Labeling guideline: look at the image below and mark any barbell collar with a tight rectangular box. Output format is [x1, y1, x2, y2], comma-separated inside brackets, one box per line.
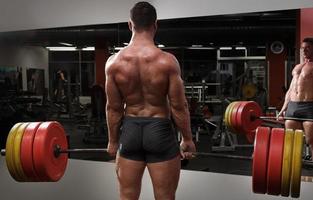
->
[1, 149, 5, 156]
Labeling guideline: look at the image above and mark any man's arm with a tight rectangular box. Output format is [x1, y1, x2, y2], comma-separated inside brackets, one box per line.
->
[168, 57, 192, 140]
[167, 54, 196, 158]
[105, 58, 124, 156]
[278, 70, 295, 117]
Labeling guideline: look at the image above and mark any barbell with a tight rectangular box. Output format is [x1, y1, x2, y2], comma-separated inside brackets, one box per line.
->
[0, 121, 312, 198]
[223, 101, 313, 143]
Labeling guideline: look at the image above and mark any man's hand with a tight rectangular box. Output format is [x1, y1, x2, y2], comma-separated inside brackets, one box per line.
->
[277, 110, 285, 121]
[180, 139, 196, 160]
[107, 141, 119, 157]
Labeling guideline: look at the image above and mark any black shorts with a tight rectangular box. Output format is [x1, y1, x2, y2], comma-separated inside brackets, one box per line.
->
[285, 101, 313, 120]
[118, 116, 180, 163]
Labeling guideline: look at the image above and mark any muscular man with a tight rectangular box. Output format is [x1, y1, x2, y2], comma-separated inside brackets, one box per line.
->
[278, 37, 313, 157]
[105, 2, 196, 200]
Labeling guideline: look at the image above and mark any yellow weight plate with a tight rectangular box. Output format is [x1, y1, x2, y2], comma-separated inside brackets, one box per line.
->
[227, 101, 240, 133]
[227, 102, 238, 132]
[290, 130, 304, 198]
[224, 102, 233, 127]
[5, 123, 22, 181]
[281, 129, 294, 197]
[13, 122, 29, 182]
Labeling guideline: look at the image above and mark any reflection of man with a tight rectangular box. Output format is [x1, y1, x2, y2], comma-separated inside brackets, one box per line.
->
[54, 69, 67, 101]
[16, 67, 22, 92]
[278, 37, 313, 158]
[30, 71, 38, 93]
[105, 2, 196, 199]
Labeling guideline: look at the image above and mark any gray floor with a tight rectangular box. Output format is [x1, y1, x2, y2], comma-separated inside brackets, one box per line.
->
[2, 158, 313, 200]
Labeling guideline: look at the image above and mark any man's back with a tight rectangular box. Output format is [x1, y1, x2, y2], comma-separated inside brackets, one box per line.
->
[107, 43, 175, 118]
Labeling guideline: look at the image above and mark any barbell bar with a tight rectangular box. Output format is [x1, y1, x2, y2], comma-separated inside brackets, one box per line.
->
[259, 116, 313, 122]
[1, 143, 312, 166]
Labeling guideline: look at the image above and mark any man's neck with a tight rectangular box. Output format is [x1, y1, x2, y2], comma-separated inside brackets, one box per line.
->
[129, 31, 155, 45]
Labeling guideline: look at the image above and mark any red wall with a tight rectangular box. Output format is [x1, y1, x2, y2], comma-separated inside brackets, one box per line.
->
[267, 43, 287, 108]
[95, 40, 110, 87]
[268, 8, 313, 108]
[296, 8, 313, 63]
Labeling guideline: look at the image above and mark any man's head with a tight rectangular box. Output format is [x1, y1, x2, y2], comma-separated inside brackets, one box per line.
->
[129, 1, 157, 32]
[302, 37, 313, 60]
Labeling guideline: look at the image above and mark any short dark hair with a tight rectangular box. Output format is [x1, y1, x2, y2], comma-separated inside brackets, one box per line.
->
[303, 37, 313, 45]
[130, 1, 157, 30]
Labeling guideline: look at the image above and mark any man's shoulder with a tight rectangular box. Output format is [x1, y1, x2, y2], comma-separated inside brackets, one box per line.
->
[159, 51, 178, 65]
[105, 53, 121, 74]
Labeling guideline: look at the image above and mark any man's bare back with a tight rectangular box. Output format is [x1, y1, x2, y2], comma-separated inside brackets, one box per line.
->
[289, 62, 313, 101]
[106, 43, 177, 118]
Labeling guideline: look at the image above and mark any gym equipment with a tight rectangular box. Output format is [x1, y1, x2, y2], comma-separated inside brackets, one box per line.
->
[224, 101, 313, 142]
[242, 83, 257, 99]
[0, 121, 313, 198]
[81, 84, 108, 144]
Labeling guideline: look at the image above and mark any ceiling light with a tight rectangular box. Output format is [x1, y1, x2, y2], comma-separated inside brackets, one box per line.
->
[46, 47, 77, 51]
[114, 47, 124, 51]
[59, 42, 73, 46]
[82, 47, 95, 51]
[235, 47, 246, 50]
[220, 47, 232, 50]
[191, 45, 203, 47]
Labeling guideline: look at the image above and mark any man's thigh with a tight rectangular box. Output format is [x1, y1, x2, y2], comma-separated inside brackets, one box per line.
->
[146, 155, 181, 198]
[116, 155, 146, 188]
[303, 121, 313, 144]
[285, 120, 302, 130]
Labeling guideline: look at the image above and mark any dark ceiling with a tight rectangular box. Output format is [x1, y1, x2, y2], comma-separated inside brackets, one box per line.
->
[0, 9, 297, 48]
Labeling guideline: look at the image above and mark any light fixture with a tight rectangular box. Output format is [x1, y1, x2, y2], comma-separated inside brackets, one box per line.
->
[58, 42, 73, 46]
[46, 47, 77, 51]
[219, 47, 232, 50]
[46, 46, 95, 51]
[235, 47, 246, 50]
[82, 47, 95, 51]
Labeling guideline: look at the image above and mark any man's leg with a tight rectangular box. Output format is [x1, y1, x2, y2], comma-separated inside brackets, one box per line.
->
[285, 120, 302, 130]
[303, 121, 313, 158]
[116, 155, 146, 200]
[147, 155, 181, 200]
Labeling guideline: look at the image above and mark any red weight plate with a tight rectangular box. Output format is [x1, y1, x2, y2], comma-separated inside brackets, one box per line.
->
[234, 101, 247, 134]
[230, 102, 243, 134]
[33, 121, 68, 182]
[267, 128, 285, 195]
[252, 126, 271, 194]
[236, 101, 262, 134]
[20, 122, 42, 181]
